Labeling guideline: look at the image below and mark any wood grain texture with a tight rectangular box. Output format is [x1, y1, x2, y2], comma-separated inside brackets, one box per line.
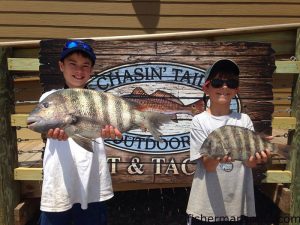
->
[1, 0, 300, 42]
[2, 1, 300, 16]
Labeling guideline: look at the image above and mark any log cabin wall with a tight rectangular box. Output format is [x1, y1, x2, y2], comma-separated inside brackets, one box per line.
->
[1, 0, 300, 42]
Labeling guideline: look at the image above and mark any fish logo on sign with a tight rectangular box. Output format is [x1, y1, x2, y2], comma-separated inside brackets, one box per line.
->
[87, 62, 241, 154]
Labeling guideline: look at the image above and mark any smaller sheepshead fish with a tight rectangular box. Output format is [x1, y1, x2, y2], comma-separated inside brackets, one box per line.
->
[27, 89, 171, 152]
[200, 125, 290, 161]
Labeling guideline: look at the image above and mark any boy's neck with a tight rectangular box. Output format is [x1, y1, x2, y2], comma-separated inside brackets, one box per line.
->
[64, 84, 87, 89]
[207, 105, 232, 116]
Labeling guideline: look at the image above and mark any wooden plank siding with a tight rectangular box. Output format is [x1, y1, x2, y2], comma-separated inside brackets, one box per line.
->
[1, 0, 300, 42]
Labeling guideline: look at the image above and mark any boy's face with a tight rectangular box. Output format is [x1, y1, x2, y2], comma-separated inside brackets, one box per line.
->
[203, 72, 239, 106]
[59, 52, 93, 88]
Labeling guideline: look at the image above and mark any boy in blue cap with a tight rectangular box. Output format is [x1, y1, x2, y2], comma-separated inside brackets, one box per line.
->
[39, 40, 121, 225]
[186, 59, 271, 224]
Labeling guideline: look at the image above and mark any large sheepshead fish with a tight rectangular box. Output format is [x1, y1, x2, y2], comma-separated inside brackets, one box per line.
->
[27, 88, 171, 152]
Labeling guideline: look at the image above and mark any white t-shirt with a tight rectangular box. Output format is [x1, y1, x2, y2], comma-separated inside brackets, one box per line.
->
[39, 90, 113, 212]
[186, 111, 256, 221]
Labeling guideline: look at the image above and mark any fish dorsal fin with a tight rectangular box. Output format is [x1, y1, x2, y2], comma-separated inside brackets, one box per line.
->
[131, 87, 148, 96]
[151, 90, 184, 105]
[72, 134, 94, 152]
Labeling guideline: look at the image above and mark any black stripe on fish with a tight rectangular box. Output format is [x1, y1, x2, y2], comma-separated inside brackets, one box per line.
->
[116, 97, 124, 131]
[101, 93, 110, 125]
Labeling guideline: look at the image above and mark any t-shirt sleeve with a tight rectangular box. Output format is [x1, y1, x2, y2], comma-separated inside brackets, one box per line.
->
[189, 116, 208, 161]
[243, 113, 254, 131]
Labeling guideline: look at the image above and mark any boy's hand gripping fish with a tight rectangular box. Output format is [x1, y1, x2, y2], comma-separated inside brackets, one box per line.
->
[200, 125, 290, 161]
[27, 88, 171, 152]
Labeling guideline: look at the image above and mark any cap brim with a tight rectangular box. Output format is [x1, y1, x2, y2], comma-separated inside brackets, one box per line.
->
[205, 59, 239, 81]
[60, 47, 96, 64]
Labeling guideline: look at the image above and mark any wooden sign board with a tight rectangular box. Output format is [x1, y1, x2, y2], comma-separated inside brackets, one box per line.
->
[39, 40, 275, 184]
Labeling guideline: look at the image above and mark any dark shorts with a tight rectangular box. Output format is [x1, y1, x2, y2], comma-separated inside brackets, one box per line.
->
[39, 201, 107, 225]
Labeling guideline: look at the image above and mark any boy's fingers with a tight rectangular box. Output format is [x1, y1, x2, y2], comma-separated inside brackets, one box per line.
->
[114, 128, 123, 139]
[47, 128, 68, 141]
[259, 151, 268, 163]
[101, 129, 107, 138]
[101, 125, 122, 139]
[255, 152, 262, 164]
[248, 156, 254, 162]
[58, 130, 68, 141]
[47, 129, 54, 138]
[50, 128, 59, 139]
[265, 149, 271, 157]
[109, 126, 116, 140]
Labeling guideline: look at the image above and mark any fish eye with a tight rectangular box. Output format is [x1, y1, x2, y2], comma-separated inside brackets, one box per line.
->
[42, 102, 49, 108]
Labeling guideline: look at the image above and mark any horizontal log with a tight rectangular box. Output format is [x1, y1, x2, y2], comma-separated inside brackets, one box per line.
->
[2, 1, 300, 8]
[262, 170, 291, 183]
[14, 168, 42, 181]
[273, 74, 294, 92]
[241, 100, 274, 121]
[7, 58, 39, 71]
[15, 103, 37, 114]
[2, 1, 300, 16]
[2, 14, 300, 30]
[1, 23, 300, 48]
[273, 93, 292, 105]
[156, 41, 274, 56]
[14, 77, 40, 82]
[272, 116, 296, 129]
[275, 61, 300, 74]
[273, 105, 291, 117]
[17, 128, 41, 141]
[11, 114, 28, 127]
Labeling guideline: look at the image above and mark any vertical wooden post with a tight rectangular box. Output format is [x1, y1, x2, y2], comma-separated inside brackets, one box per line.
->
[0, 47, 20, 225]
[289, 28, 300, 224]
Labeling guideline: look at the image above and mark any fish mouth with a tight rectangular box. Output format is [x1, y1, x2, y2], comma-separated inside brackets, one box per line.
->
[27, 121, 37, 127]
[27, 116, 42, 128]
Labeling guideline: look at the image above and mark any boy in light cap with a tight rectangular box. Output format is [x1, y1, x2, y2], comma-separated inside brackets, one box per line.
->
[186, 59, 271, 224]
[39, 40, 121, 225]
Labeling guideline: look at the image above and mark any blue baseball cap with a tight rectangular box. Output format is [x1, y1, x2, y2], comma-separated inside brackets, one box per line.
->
[60, 40, 96, 65]
[205, 59, 240, 81]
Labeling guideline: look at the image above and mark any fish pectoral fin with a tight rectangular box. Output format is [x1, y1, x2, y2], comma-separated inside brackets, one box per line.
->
[72, 135, 94, 153]
[64, 114, 78, 124]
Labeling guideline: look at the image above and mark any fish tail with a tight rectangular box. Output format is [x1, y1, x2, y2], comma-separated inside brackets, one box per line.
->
[141, 112, 172, 141]
[273, 143, 291, 159]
